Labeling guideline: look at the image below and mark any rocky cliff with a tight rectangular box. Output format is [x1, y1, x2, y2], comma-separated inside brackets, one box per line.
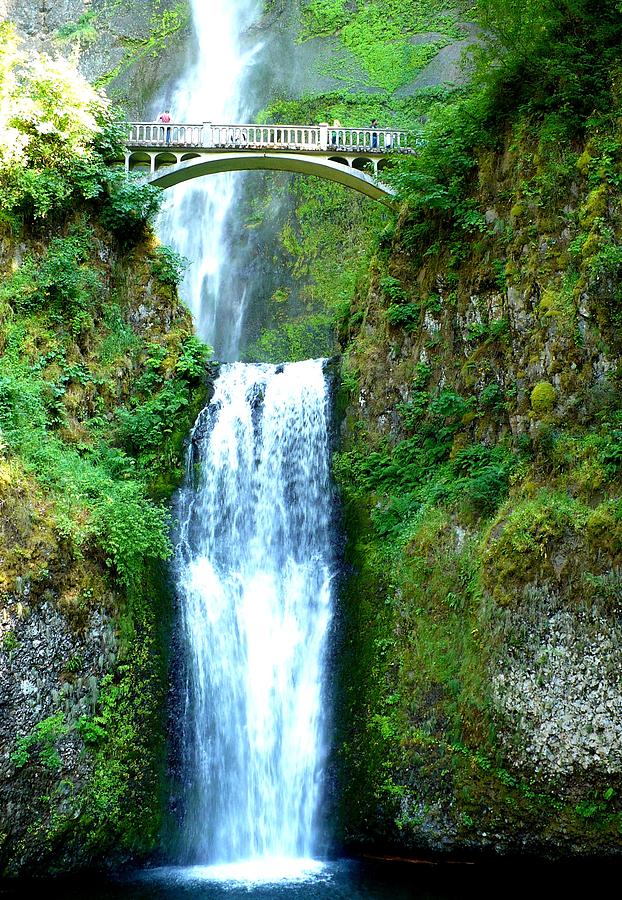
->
[334, 46, 622, 854]
[0, 0, 191, 113]
[0, 31, 209, 874]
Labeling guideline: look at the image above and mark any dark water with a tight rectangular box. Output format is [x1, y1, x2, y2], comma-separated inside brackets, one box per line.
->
[1, 857, 618, 900]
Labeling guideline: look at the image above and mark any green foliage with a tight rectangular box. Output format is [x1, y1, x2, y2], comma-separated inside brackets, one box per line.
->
[0, 238, 202, 589]
[246, 316, 335, 364]
[1, 631, 18, 653]
[480, 382, 506, 411]
[590, 241, 622, 279]
[303, 0, 464, 93]
[0, 22, 209, 867]
[56, 12, 98, 47]
[93, 484, 171, 586]
[467, 318, 509, 344]
[116, 381, 190, 457]
[150, 246, 188, 287]
[335, 371, 512, 524]
[472, 0, 622, 123]
[77, 716, 107, 747]
[331, 0, 622, 857]
[301, 0, 348, 38]
[1, 227, 102, 335]
[100, 172, 162, 243]
[175, 336, 212, 379]
[379, 275, 408, 302]
[0, 23, 124, 226]
[530, 381, 557, 415]
[482, 491, 589, 604]
[76, 562, 172, 854]
[602, 431, 622, 475]
[64, 654, 83, 674]
[11, 712, 67, 770]
[450, 444, 512, 515]
[94, 2, 191, 89]
[386, 302, 420, 329]
[390, 89, 492, 216]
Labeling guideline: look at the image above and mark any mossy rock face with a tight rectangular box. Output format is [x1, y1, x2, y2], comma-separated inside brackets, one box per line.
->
[0, 209, 209, 875]
[2, 0, 193, 115]
[335, 83, 622, 855]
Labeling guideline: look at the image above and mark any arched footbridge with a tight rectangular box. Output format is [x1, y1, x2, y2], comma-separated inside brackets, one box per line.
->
[125, 122, 416, 204]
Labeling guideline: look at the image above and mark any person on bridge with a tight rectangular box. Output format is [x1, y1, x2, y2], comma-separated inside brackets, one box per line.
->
[370, 118, 379, 149]
[158, 109, 172, 144]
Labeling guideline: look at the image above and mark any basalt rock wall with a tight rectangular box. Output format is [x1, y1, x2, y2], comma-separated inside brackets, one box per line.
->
[335, 112, 622, 856]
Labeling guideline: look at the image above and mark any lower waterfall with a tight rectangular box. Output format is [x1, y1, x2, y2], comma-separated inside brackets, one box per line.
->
[173, 359, 334, 872]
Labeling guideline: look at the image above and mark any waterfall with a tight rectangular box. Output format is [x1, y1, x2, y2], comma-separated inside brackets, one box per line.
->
[157, 0, 336, 877]
[156, 0, 261, 359]
[174, 360, 334, 870]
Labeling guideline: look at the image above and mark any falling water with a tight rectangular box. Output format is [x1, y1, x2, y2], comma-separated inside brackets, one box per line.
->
[174, 360, 334, 871]
[158, 0, 337, 877]
[157, 0, 261, 358]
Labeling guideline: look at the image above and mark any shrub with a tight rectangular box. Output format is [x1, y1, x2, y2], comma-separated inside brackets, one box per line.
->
[0, 228, 101, 334]
[116, 382, 190, 455]
[0, 23, 116, 222]
[175, 336, 212, 379]
[151, 246, 188, 286]
[480, 382, 506, 411]
[379, 275, 408, 303]
[77, 715, 107, 747]
[92, 482, 171, 586]
[100, 172, 162, 243]
[11, 712, 67, 770]
[386, 302, 420, 329]
[602, 430, 622, 474]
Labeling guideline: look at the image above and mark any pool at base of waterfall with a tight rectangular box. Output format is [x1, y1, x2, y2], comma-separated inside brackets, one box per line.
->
[1, 857, 615, 900]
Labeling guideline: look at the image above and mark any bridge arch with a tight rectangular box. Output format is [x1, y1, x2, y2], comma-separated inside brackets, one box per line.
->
[154, 151, 178, 170]
[327, 156, 351, 167]
[128, 150, 151, 171]
[352, 157, 375, 174]
[145, 152, 395, 205]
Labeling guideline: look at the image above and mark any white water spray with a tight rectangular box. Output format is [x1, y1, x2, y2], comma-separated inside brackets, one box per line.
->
[174, 361, 334, 868]
[157, 0, 261, 357]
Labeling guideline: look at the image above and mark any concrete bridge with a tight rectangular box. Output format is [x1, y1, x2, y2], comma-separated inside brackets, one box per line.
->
[125, 122, 416, 204]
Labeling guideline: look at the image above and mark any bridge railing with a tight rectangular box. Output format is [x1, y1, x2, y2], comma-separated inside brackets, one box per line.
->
[325, 127, 409, 151]
[127, 122, 415, 153]
[129, 123, 204, 146]
[210, 124, 323, 150]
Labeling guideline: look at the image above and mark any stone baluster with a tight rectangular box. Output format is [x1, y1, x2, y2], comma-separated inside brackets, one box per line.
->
[319, 123, 328, 151]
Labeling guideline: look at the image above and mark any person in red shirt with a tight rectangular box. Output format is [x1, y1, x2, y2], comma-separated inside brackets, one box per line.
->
[158, 109, 172, 144]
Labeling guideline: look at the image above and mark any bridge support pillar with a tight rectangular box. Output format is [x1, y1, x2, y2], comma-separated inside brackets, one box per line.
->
[150, 153, 156, 174]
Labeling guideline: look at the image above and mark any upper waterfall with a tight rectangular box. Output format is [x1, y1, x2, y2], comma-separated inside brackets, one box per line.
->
[156, 0, 262, 359]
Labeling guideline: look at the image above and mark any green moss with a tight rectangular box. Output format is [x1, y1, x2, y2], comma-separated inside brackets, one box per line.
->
[530, 381, 557, 415]
[300, 0, 463, 93]
[300, 0, 349, 38]
[482, 492, 587, 605]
